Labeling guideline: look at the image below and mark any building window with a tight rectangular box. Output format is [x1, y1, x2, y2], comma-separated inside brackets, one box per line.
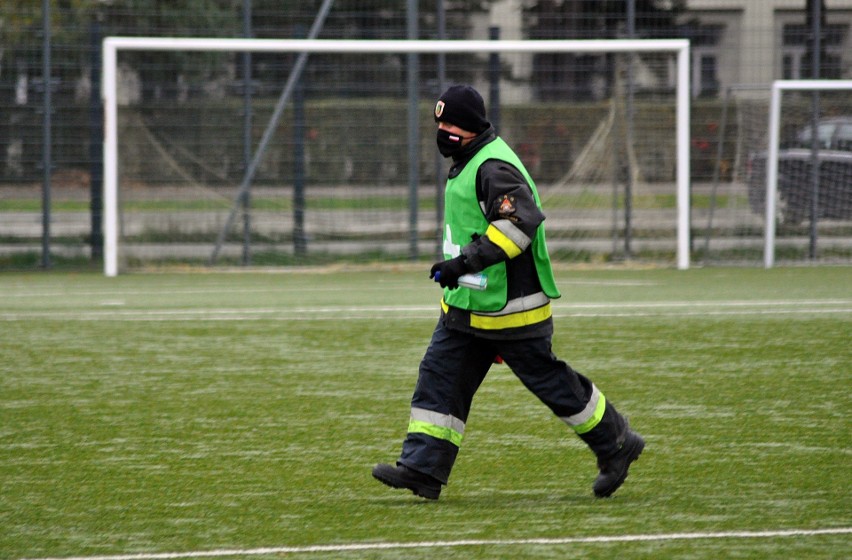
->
[686, 24, 723, 98]
[700, 54, 719, 97]
[782, 23, 848, 79]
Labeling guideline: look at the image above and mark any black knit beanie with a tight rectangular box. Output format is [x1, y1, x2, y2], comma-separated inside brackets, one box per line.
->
[433, 85, 490, 134]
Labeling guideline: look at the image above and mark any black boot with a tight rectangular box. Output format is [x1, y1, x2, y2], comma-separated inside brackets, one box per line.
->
[577, 400, 644, 497]
[592, 430, 645, 497]
[372, 463, 442, 500]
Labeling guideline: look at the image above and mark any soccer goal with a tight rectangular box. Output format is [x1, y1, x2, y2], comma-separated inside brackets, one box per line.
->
[762, 80, 852, 268]
[700, 81, 852, 267]
[101, 37, 691, 276]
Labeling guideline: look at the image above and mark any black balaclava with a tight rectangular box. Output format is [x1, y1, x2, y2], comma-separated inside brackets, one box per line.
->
[434, 85, 490, 158]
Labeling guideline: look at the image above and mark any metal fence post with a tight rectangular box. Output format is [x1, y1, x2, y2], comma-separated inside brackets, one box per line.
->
[488, 26, 501, 133]
[242, 0, 253, 265]
[293, 35, 307, 258]
[89, 20, 103, 261]
[808, 0, 824, 260]
[407, 0, 419, 260]
[624, 0, 636, 259]
[434, 0, 446, 260]
[41, 0, 52, 269]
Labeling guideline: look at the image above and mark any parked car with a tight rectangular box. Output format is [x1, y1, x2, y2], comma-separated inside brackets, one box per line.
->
[748, 117, 852, 224]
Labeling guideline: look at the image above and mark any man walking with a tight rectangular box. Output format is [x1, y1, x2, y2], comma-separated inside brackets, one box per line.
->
[372, 85, 644, 500]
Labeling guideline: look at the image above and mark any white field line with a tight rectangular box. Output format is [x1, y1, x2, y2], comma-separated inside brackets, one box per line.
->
[19, 527, 852, 560]
[0, 300, 850, 321]
[0, 279, 658, 300]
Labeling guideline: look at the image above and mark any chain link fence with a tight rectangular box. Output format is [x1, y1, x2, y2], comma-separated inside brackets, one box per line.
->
[2, 1, 850, 271]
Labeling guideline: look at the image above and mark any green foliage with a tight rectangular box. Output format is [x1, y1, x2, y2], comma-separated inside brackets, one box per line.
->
[0, 267, 850, 559]
[0, 0, 94, 75]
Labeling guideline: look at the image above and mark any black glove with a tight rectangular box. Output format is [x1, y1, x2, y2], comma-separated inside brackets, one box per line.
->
[430, 255, 467, 289]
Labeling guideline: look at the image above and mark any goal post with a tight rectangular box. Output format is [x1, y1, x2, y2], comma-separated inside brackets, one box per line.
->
[101, 37, 691, 276]
[764, 79, 852, 268]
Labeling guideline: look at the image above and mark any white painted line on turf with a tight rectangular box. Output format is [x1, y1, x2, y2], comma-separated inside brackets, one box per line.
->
[0, 286, 414, 299]
[0, 279, 659, 299]
[553, 308, 852, 318]
[0, 306, 437, 321]
[1, 306, 851, 321]
[19, 527, 852, 560]
[1, 300, 850, 322]
[555, 299, 852, 308]
[2, 298, 852, 321]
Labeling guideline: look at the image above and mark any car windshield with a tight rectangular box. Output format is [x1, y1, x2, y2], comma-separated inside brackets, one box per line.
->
[794, 123, 835, 149]
[836, 123, 852, 151]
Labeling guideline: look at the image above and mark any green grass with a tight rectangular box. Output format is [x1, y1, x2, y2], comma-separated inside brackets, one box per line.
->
[1, 267, 850, 559]
[0, 196, 435, 213]
[0, 192, 746, 213]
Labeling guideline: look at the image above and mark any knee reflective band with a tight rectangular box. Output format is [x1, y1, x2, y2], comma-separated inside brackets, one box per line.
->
[408, 407, 466, 447]
[561, 385, 606, 435]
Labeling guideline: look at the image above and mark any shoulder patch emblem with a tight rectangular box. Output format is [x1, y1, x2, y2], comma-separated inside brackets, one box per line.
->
[498, 195, 516, 217]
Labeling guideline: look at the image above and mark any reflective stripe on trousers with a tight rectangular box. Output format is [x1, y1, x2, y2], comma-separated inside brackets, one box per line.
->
[408, 407, 466, 447]
[559, 384, 606, 434]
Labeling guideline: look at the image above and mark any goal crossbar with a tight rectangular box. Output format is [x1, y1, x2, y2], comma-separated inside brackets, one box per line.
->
[764, 79, 852, 268]
[101, 37, 692, 276]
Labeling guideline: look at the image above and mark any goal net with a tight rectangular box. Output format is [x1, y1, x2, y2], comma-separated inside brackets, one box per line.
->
[702, 80, 852, 266]
[101, 38, 690, 276]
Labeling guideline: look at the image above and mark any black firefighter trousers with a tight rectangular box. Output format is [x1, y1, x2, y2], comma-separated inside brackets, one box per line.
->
[397, 319, 628, 484]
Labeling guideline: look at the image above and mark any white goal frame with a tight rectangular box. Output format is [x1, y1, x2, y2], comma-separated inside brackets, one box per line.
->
[101, 37, 691, 276]
[764, 79, 852, 268]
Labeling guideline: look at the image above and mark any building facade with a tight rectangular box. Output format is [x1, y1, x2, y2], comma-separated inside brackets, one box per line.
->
[681, 0, 852, 96]
[475, 0, 852, 101]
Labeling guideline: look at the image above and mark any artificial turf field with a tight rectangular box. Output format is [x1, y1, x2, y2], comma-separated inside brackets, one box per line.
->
[1, 266, 850, 559]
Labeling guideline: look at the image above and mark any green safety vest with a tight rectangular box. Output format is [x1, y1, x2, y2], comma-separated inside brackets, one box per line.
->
[443, 137, 560, 312]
